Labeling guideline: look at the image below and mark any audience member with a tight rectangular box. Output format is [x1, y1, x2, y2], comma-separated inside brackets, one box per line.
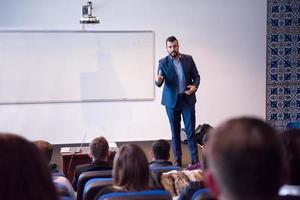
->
[279, 128, 300, 198]
[95, 143, 151, 198]
[187, 129, 212, 171]
[0, 133, 58, 200]
[33, 140, 62, 174]
[72, 136, 112, 191]
[34, 140, 75, 199]
[149, 139, 173, 169]
[178, 129, 215, 200]
[205, 117, 285, 200]
[148, 139, 174, 189]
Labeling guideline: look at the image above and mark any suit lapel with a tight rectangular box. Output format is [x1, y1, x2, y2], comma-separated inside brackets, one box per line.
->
[179, 54, 189, 81]
[166, 56, 178, 82]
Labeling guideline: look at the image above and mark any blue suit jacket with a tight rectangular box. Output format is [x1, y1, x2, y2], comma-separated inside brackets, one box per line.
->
[155, 54, 200, 108]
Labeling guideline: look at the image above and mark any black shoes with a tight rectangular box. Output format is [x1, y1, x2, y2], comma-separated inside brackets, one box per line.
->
[174, 160, 182, 167]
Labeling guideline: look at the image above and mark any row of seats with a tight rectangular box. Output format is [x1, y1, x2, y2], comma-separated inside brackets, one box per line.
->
[82, 179, 210, 200]
[77, 170, 113, 200]
[98, 190, 172, 200]
[57, 166, 183, 200]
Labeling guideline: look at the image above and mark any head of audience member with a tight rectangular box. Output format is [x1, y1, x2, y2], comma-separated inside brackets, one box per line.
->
[89, 136, 109, 162]
[33, 140, 53, 164]
[205, 117, 285, 200]
[113, 143, 150, 191]
[151, 139, 170, 161]
[282, 128, 300, 185]
[0, 133, 58, 200]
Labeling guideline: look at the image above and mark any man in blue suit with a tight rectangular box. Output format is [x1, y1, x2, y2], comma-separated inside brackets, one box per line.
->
[156, 36, 200, 166]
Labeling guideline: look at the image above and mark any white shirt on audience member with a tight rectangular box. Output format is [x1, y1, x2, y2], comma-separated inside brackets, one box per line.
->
[53, 176, 76, 199]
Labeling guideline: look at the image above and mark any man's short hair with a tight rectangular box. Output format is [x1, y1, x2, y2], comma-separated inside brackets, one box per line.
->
[89, 137, 109, 161]
[207, 117, 284, 200]
[152, 139, 170, 160]
[166, 36, 178, 46]
[33, 140, 53, 163]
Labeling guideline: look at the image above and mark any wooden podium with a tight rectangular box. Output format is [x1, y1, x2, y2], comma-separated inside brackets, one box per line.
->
[61, 150, 91, 182]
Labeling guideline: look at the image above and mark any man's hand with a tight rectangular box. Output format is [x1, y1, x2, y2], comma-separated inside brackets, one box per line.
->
[185, 85, 197, 95]
[156, 74, 164, 83]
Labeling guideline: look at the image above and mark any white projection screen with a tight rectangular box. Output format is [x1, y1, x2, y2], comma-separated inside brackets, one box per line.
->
[0, 30, 155, 104]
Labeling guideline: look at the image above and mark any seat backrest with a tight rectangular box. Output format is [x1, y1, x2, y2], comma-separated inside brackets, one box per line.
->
[287, 122, 300, 129]
[77, 170, 112, 200]
[83, 178, 113, 200]
[191, 188, 211, 200]
[279, 196, 300, 200]
[98, 190, 172, 200]
[150, 166, 181, 173]
[60, 196, 74, 200]
[55, 182, 72, 197]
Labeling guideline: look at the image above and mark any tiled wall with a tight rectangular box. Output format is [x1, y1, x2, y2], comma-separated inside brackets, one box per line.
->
[267, 0, 300, 130]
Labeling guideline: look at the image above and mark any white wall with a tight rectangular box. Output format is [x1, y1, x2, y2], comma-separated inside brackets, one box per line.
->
[0, 0, 267, 144]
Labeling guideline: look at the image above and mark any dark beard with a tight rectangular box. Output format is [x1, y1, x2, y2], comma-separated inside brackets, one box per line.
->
[169, 51, 179, 58]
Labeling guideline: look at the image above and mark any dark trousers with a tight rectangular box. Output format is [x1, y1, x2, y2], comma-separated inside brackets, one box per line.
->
[165, 94, 198, 163]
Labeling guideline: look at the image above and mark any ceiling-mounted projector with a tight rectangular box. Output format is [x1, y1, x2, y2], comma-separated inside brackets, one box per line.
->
[80, 1, 99, 24]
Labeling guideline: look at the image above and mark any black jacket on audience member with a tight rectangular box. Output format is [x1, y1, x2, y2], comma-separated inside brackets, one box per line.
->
[149, 160, 173, 169]
[72, 160, 112, 191]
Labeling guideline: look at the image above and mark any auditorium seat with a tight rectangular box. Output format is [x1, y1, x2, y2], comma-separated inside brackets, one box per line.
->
[191, 188, 211, 200]
[83, 178, 113, 200]
[150, 166, 181, 173]
[55, 182, 72, 197]
[97, 190, 172, 200]
[60, 196, 74, 200]
[77, 170, 112, 200]
[286, 122, 300, 129]
[279, 195, 300, 200]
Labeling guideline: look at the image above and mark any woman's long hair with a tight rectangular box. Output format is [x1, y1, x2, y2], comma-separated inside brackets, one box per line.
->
[0, 133, 59, 200]
[113, 143, 150, 191]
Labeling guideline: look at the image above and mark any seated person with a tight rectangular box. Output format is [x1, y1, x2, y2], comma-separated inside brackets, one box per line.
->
[178, 131, 213, 199]
[33, 140, 63, 175]
[205, 117, 285, 200]
[149, 139, 173, 169]
[0, 133, 58, 200]
[95, 143, 151, 198]
[72, 136, 112, 191]
[34, 140, 75, 199]
[279, 128, 300, 198]
[187, 131, 211, 171]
